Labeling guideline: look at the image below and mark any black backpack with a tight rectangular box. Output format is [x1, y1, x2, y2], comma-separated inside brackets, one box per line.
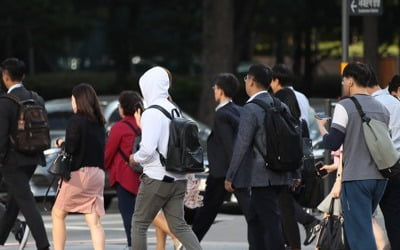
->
[3, 92, 51, 154]
[250, 97, 303, 172]
[148, 105, 204, 173]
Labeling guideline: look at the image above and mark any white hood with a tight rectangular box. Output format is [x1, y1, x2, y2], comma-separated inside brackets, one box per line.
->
[139, 66, 169, 106]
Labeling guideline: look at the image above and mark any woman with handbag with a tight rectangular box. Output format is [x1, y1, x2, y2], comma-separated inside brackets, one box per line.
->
[52, 83, 106, 250]
[104, 90, 143, 248]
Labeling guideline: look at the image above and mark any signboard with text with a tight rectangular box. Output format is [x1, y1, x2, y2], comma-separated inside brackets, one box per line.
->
[349, 0, 383, 16]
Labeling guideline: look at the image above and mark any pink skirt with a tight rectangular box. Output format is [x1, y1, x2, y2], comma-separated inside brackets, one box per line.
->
[54, 167, 105, 216]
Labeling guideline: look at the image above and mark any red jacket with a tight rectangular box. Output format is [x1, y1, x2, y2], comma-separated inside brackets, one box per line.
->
[105, 117, 141, 195]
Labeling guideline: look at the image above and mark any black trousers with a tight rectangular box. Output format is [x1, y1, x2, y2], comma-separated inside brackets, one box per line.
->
[0, 165, 49, 250]
[191, 176, 256, 248]
[249, 186, 285, 250]
[379, 173, 400, 250]
[294, 200, 316, 226]
[278, 188, 300, 249]
[116, 183, 136, 247]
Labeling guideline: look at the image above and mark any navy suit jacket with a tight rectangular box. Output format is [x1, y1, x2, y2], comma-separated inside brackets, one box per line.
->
[0, 86, 46, 168]
[226, 91, 299, 188]
[207, 102, 241, 178]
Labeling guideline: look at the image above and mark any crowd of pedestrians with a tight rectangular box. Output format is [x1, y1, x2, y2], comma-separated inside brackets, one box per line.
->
[0, 57, 399, 250]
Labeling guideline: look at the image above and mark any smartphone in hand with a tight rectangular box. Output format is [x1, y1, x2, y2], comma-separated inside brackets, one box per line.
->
[314, 112, 331, 120]
[315, 161, 328, 178]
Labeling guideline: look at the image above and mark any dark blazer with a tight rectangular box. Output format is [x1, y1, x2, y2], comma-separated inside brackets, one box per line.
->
[0, 85, 46, 168]
[226, 91, 299, 188]
[207, 102, 241, 178]
[65, 113, 106, 171]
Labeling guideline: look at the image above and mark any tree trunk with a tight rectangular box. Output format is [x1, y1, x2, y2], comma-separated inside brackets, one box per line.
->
[292, 30, 302, 76]
[275, 31, 285, 64]
[26, 26, 35, 75]
[363, 16, 379, 75]
[233, 0, 258, 68]
[198, 0, 234, 125]
[303, 27, 312, 94]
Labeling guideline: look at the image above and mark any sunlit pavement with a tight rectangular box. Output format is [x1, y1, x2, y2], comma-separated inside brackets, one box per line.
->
[0, 202, 387, 250]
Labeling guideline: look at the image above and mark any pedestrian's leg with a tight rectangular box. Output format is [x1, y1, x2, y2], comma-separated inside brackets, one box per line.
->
[251, 187, 285, 250]
[132, 176, 170, 250]
[294, 201, 317, 225]
[84, 212, 105, 250]
[4, 166, 49, 249]
[116, 183, 136, 247]
[154, 225, 167, 250]
[152, 212, 181, 246]
[372, 217, 389, 250]
[380, 174, 400, 250]
[234, 188, 257, 250]
[51, 207, 68, 250]
[0, 195, 20, 244]
[341, 180, 377, 250]
[163, 180, 201, 250]
[191, 176, 227, 241]
[278, 189, 301, 249]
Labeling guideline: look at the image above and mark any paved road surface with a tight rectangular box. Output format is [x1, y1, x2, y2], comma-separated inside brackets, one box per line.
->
[0, 200, 388, 250]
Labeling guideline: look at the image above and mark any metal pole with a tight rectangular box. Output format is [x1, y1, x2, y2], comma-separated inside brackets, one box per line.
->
[342, 0, 349, 63]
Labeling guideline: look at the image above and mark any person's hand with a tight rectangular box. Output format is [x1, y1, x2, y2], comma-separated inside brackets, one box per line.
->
[331, 180, 342, 198]
[316, 118, 329, 136]
[129, 154, 136, 166]
[316, 117, 328, 127]
[224, 180, 235, 193]
[55, 138, 64, 148]
[290, 179, 301, 191]
[320, 163, 338, 173]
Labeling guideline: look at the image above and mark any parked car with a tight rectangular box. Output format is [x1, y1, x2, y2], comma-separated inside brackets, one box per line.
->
[29, 96, 211, 209]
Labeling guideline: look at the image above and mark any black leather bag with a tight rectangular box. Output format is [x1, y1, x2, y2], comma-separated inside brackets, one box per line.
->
[316, 199, 346, 250]
[293, 138, 324, 208]
[48, 149, 72, 180]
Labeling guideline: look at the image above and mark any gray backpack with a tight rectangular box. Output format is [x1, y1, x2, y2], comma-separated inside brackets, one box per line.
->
[350, 96, 400, 178]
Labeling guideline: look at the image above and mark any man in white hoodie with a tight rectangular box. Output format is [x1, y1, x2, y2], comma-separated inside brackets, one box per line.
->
[129, 67, 201, 250]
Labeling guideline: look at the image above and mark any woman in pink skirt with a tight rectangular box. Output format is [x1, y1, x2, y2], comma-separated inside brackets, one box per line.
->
[52, 83, 106, 250]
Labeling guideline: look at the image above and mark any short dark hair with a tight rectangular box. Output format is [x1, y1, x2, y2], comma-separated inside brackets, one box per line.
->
[72, 83, 106, 124]
[342, 62, 370, 87]
[0, 58, 26, 82]
[272, 64, 294, 87]
[388, 74, 400, 93]
[119, 90, 144, 116]
[366, 65, 379, 87]
[274, 88, 301, 120]
[248, 64, 272, 89]
[213, 73, 239, 98]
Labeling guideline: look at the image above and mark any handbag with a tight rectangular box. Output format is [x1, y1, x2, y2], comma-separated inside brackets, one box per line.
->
[350, 96, 400, 178]
[48, 149, 72, 180]
[293, 137, 324, 208]
[316, 198, 346, 250]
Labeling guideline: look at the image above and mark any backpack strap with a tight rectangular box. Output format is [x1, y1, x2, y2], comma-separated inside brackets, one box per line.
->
[145, 104, 178, 166]
[3, 92, 37, 106]
[349, 96, 371, 122]
[147, 105, 181, 119]
[247, 99, 271, 164]
[122, 120, 141, 136]
[249, 98, 270, 111]
[2, 93, 21, 105]
[117, 120, 141, 163]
